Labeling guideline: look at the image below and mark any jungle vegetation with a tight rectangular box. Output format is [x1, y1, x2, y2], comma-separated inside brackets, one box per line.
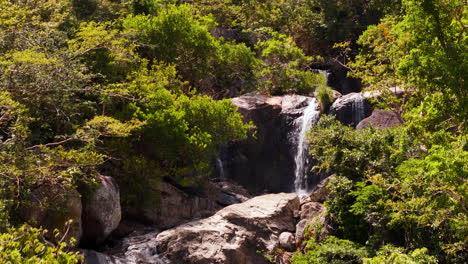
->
[0, 0, 465, 263]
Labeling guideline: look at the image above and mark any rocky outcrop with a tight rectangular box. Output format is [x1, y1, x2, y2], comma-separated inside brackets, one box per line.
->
[81, 176, 121, 246]
[136, 182, 221, 229]
[307, 176, 333, 203]
[329, 93, 371, 127]
[116, 193, 299, 264]
[20, 184, 83, 246]
[295, 177, 332, 244]
[356, 109, 403, 130]
[127, 180, 250, 230]
[278, 232, 296, 251]
[221, 94, 320, 194]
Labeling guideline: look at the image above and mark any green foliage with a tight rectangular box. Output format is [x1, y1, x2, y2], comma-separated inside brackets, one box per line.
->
[292, 236, 368, 264]
[0, 225, 81, 264]
[364, 245, 437, 264]
[256, 33, 320, 95]
[68, 21, 141, 83]
[350, 0, 467, 121]
[316, 77, 333, 110]
[112, 64, 253, 187]
[123, 4, 260, 96]
[308, 115, 407, 179]
[307, 114, 466, 262]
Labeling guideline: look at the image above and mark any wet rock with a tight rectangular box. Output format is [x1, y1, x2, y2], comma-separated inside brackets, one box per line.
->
[20, 184, 82, 246]
[216, 191, 242, 206]
[81, 176, 121, 245]
[329, 93, 372, 127]
[82, 250, 130, 264]
[149, 193, 300, 264]
[278, 232, 296, 252]
[356, 109, 403, 130]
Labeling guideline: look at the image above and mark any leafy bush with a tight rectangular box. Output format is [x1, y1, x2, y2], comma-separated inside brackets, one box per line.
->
[292, 236, 368, 264]
[307, 115, 407, 180]
[316, 77, 334, 110]
[123, 4, 260, 96]
[0, 225, 82, 264]
[364, 245, 437, 264]
[106, 64, 253, 191]
[256, 33, 321, 95]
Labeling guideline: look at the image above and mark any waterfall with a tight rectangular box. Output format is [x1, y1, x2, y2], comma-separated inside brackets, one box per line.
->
[215, 157, 225, 179]
[351, 94, 366, 125]
[293, 98, 321, 194]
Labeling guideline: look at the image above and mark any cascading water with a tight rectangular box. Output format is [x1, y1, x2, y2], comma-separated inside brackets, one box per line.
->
[215, 157, 225, 179]
[293, 98, 321, 194]
[351, 94, 366, 125]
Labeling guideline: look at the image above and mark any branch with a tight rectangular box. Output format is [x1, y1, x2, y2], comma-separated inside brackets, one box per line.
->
[26, 138, 74, 150]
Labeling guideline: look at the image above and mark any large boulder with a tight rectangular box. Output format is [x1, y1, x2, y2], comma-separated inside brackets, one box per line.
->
[127, 193, 300, 264]
[20, 184, 82, 246]
[356, 109, 403, 130]
[278, 232, 296, 251]
[329, 93, 372, 127]
[81, 175, 121, 246]
[124, 179, 250, 231]
[137, 182, 221, 229]
[305, 175, 333, 204]
[222, 94, 320, 193]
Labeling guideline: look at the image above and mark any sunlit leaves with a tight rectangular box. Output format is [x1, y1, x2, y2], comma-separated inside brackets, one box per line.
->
[0, 225, 81, 264]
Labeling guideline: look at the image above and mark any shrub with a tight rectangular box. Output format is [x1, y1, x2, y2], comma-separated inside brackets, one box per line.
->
[0, 225, 82, 264]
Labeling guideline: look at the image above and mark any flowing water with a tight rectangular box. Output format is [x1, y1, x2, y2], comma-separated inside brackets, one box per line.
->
[215, 157, 225, 179]
[293, 98, 321, 194]
[351, 94, 366, 125]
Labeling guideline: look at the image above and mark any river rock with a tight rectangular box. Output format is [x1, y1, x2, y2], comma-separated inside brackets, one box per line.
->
[82, 250, 130, 264]
[222, 94, 320, 194]
[356, 109, 403, 130]
[278, 232, 296, 251]
[20, 184, 82, 246]
[81, 175, 121, 245]
[152, 193, 300, 264]
[329, 92, 371, 127]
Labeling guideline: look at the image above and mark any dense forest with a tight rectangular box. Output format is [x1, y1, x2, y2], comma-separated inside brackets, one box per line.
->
[0, 0, 466, 263]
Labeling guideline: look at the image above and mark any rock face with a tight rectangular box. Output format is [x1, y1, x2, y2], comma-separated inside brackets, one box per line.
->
[295, 202, 326, 244]
[329, 93, 372, 127]
[221, 94, 320, 194]
[356, 109, 403, 130]
[278, 232, 296, 251]
[129, 180, 249, 230]
[151, 193, 300, 264]
[20, 184, 83, 246]
[137, 182, 221, 229]
[81, 176, 121, 246]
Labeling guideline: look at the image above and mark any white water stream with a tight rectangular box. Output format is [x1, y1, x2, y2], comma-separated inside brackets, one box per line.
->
[293, 98, 321, 194]
[215, 157, 225, 179]
[351, 94, 366, 125]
